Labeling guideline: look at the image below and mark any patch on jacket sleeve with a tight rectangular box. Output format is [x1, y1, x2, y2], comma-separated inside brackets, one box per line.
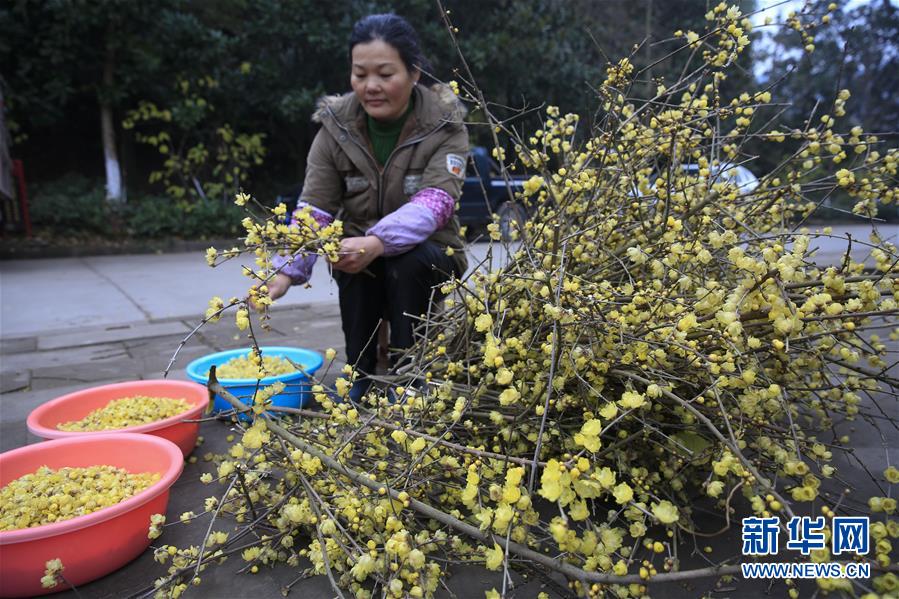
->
[344, 176, 369, 194]
[403, 175, 423, 195]
[446, 153, 466, 178]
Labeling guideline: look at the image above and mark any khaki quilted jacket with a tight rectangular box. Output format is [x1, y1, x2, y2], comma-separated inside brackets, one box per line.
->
[301, 83, 469, 274]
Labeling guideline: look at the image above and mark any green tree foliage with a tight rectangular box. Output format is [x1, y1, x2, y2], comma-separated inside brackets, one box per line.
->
[761, 0, 898, 136]
[0, 0, 179, 200]
[2, 0, 762, 202]
[122, 77, 268, 202]
[140, 0, 361, 191]
[0, 0, 163, 130]
[745, 0, 898, 219]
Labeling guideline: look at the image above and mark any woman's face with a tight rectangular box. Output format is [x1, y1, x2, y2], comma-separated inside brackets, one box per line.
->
[351, 39, 419, 122]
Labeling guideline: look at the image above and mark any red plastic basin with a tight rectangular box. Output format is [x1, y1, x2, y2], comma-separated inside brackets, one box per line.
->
[27, 380, 209, 457]
[0, 434, 184, 597]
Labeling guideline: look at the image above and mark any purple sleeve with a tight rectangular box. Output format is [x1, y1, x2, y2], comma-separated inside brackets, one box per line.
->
[271, 252, 317, 285]
[367, 187, 455, 256]
[271, 202, 335, 285]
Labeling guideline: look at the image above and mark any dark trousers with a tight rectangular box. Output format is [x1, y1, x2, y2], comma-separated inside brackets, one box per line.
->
[335, 241, 459, 375]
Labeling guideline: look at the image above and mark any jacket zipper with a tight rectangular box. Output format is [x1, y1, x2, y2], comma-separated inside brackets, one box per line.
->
[377, 121, 446, 216]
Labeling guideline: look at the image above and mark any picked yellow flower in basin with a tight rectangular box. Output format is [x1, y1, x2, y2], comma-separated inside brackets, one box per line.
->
[215, 352, 297, 379]
[0, 465, 159, 531]
[57, 396, 191, 431]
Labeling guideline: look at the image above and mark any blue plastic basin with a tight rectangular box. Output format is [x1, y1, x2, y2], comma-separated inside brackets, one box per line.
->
[186, 346, 323, 413]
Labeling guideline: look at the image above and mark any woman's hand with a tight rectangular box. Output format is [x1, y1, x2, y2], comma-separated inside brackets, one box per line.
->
[333, 235, 384, 273]
[265, 273, 293, 301]
[250, 273, 292, 311]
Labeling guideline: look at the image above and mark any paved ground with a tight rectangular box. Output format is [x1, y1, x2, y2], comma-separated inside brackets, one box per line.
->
[0, 226, 895, 598]
[0, 241, 538, 599]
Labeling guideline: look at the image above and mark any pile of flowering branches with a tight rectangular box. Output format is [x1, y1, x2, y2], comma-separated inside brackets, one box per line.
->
[147, 4, 899, 598]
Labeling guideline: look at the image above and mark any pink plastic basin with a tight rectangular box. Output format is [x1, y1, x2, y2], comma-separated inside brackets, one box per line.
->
[0, 434, 184, 597]
[27, 380, 209, 457]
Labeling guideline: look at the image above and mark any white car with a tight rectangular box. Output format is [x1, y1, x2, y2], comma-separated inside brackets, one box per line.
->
[680, 163, 759, 192]
[627, 163, 759, 217]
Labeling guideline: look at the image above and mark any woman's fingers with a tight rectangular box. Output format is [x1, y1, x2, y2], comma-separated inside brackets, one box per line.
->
[333, 236, 384, 273]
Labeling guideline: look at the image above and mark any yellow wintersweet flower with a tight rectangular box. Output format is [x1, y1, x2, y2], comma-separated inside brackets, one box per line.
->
[350, 554, 377, 581]
[568, 500, 589, 521]
[205, 296, 224, 321]
[707, 481, 725, 497]
[235, 308, 250, 331]
[539, 459, 565, 502]
[148, 513, 166, 539]
[885, 467, 899, 484]
[598, 403, 619, 419]
[242, 421, 270, 449]
[282, 503, 303, 523]
[506, 466, 525, 488]
[612, 482, 634, 504]
[461, 466, 480, 508]
[493, 504, 514, 532]
[522, 175, 545, 196]
[484, 544, 504, 570]
[495, 368, 513, 386]
[498, 387, 520, 406]
[651, 500, 680, 524]
[596, 467, 616, 489]
[677, 313, 698, 332]
[574, 418, 602, 452]
[41, 559, 64, 589]
[242, 546, 262, 562]
[618, 390, 646, 410]
[501, 467, 525, 504]
[474, 313, 493, 333]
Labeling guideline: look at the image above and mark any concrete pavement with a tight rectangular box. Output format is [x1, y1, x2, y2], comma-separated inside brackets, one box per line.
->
[2, 224, 893, 338]
[0, 251, 341, 337]
[0, 240, 539, 599]
[0, 240, 523, 337]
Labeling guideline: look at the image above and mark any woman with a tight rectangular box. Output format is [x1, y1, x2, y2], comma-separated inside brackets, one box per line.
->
[267, 14, 468, 400]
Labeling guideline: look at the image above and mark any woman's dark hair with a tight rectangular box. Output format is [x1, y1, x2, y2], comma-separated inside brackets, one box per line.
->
[349, 14, 435, 84]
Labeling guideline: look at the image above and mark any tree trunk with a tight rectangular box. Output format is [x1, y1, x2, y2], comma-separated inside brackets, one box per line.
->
[101, 26, 123, 203]
[644, 0, 653, 97]
[0, 88, 14, 201]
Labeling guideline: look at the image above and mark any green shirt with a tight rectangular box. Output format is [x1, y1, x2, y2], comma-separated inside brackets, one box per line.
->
[367, 102, 413, 166]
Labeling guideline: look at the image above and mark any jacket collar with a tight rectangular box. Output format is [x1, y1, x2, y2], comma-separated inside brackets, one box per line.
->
[312, 84, 466, 141]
